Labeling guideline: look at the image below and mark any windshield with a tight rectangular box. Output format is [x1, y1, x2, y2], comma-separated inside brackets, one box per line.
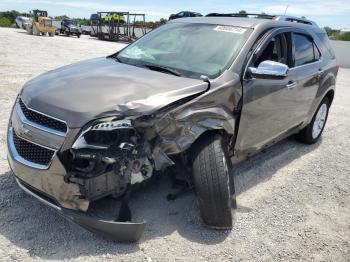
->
[117, 23, 252, 79]
[65, 20, 77, 25]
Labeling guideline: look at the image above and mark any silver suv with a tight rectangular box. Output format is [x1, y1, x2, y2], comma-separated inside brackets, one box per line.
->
[7, 14, 338, 242]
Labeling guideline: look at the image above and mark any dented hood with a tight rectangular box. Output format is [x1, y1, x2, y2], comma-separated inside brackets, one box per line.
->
[21, 57, 208, 127]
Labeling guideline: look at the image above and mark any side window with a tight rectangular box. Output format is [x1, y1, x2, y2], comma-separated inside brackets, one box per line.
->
[177, 12, 185, 17]
[253, 33, 289, 67]
[313, 43, 321, 60]
[293, 33, 319, 66]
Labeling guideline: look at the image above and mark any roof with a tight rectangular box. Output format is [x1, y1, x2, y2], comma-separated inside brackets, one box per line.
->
[168, 17, 325, 34]
[168, 17, 263, 28]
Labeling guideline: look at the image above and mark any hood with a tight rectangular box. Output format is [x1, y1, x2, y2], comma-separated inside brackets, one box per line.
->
[21, 57, 208, 128]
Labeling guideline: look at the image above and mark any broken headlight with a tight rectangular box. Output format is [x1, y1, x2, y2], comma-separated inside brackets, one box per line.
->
[72, 118, 137, 150]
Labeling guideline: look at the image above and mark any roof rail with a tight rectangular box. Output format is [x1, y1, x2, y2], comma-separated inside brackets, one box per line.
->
[205, 13, 318, 27]
[274, 15, 318, 26]
[206, 13, 275, 19]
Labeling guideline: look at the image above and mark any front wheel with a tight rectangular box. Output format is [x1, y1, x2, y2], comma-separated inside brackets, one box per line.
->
[297, 97, 330, 144]
[33, 26, 40, 36]
[192, 134, 235, 229]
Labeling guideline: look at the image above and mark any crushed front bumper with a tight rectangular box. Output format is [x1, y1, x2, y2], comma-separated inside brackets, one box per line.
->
[15, 178, 146, 242]
[7, 100, 146, 242]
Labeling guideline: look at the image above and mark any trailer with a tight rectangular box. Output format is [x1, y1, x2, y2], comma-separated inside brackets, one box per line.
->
[90, 12, 148, 42]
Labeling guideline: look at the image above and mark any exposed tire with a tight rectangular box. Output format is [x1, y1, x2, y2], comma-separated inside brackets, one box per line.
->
[192, 134, 234, 229]
[33, 26, 40, 36]
[297, 97, 330, 144]
[26, 26, 33, 35]
[77, 34, 81, 38]
[49, 32, 54, 37]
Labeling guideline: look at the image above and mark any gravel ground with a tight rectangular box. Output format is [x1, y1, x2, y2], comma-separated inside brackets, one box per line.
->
[0, 27, 349, 262]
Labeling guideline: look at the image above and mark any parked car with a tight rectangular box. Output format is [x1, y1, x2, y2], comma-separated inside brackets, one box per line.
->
[7, 15, 337, 242]
[54, 19, 82, 37]
[15, 16, 30, 29]
[169, 11, 202, 20]
[81, 26, 91, 35]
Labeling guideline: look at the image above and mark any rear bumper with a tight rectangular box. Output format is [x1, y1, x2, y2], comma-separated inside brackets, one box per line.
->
[15, 178, 146, 242]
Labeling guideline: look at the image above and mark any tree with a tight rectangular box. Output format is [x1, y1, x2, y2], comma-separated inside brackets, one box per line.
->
[54, 15, 69, 20]
[238, 10, 248, 17]
[338, 32, 350, 41]
[0, 17, 12, 27]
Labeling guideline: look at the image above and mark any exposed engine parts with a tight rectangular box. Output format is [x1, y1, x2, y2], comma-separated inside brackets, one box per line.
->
[65, 119, 155, 201]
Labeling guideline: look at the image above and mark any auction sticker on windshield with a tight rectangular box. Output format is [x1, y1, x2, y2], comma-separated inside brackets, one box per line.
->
[214, 25, 246, 34]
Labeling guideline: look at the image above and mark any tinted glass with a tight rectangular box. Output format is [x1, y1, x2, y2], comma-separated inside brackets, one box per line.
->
[117, 23, 252, 79]
[294, 33, 315, 66]
[317, 33, 336, 59]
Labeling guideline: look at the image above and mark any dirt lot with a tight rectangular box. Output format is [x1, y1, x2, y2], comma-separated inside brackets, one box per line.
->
[0, 27, 349, 261]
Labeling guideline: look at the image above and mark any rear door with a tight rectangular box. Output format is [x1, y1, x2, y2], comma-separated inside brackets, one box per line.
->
[286, 30, 323, 122]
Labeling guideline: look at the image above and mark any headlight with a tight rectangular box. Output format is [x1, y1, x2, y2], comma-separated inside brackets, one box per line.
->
[72, 118, 135, 150]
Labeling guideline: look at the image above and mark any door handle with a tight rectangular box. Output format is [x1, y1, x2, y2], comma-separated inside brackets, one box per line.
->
[318, 68, 324, 77]
[286, 81, 297, 89]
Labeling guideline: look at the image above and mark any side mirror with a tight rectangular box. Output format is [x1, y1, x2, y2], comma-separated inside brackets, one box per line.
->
[248, 60, 288, 79]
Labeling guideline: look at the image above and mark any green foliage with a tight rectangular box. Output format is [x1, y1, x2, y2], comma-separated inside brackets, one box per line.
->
[73, 18, 90, 26]
[324, 26, 349, 41]
[0, 10, 30, 27]
[0, 17, 12, 27]
[54, 15, 69, 20]
[337, 32, 350, 41]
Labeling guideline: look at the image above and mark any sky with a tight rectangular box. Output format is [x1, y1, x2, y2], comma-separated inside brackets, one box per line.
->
[1, 0, 350, 29]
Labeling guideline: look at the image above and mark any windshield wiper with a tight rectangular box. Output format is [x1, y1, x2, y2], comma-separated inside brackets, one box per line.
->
[114, 56, 123, 63]
[143, 64, 182, 77]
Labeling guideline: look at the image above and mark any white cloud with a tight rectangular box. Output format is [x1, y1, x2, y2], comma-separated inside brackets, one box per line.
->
[245, 0, 350, 16]
[2, 0, 172, 19]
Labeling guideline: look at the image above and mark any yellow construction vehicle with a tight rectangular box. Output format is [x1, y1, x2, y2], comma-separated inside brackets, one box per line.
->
[26, 9, 56, 36]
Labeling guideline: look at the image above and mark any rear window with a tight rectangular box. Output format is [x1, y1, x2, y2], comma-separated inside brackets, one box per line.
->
[317, 33, 336, 59]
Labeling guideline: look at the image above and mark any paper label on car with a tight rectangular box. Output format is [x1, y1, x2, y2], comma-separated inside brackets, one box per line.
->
[214, 26, 246, 34]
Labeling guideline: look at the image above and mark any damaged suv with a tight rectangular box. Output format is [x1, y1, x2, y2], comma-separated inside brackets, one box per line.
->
[7, 15, 337, 242]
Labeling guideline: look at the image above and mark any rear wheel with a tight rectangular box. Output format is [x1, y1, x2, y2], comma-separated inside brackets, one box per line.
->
[192, 134, 234, 229]
[49, 32, 54, 37]
[297, 97, 330, 144]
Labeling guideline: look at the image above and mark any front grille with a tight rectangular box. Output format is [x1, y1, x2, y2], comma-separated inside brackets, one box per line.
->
[19, 99, 67, 133]
[13, 132, 55, 166]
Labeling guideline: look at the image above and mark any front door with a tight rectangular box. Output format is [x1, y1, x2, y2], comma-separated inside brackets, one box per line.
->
[235, 30, 300, 154]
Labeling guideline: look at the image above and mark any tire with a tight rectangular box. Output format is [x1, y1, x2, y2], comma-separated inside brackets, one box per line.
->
[49, 32, 54, 37]
[77, 34, 81, 38]
[297, 97, 330, 144]
[33, 26, 40, 36]
[192, 134, 234, 229]
[26, 26, 33, 35]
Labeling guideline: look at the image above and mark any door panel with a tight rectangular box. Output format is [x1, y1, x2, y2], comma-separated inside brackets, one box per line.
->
[235, 75, 299, 152]
[235, 30, 300, 154]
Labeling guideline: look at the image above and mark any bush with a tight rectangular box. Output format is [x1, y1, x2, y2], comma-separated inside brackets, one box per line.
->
[0, 17, 11, 27]
[338, 32, 350, 41]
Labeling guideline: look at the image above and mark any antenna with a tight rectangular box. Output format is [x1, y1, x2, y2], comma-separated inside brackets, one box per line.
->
[284, 5, 289, 15]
